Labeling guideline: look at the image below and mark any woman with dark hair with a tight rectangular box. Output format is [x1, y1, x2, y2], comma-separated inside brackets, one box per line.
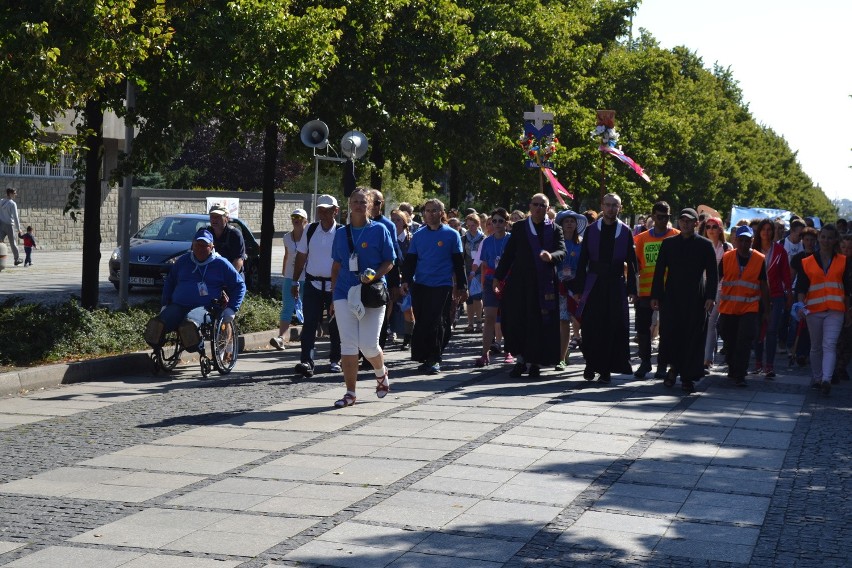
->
[703, 216, 731, 370]
[555, 210, 586, 370]
[795, 224, 852, 396]
[751, 218, 792, 378]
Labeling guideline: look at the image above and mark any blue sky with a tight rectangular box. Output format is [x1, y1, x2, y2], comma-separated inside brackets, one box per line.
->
[632, 0, 852, 203]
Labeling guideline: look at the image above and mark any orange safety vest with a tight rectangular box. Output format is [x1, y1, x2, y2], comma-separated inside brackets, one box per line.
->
[719, 250, 764, 315]
[634, 228, 679, 297]
[802, 254, 846, 313]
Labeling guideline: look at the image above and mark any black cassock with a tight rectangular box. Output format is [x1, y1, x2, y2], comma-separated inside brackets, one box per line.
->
[650, 234, 718, 382]
[493, 219, 566, 366]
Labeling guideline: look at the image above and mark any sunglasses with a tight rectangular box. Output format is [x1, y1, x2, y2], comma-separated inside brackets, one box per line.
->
[491, 218, 507, 224]
[291, 215, 305, 220]
[530, 202, 548, 209]
[706, 225, 721, 230]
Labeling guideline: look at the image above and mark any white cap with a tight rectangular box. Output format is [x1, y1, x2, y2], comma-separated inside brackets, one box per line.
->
[291, 208, 308, 219]
[317, 194, 338, 208]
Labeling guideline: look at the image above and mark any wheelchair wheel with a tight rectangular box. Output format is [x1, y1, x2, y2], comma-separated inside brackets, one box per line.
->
[212, 317, 239, 374]
[152, 331, 183, 373]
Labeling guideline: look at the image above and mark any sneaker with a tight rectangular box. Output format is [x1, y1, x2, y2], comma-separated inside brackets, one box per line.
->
[269, 336, 285, 350]
[634, 360, 652, 378]
[295, 362, 314, 378]
[490, 341, 503, 354]
[764, 367, 776, 380]
[504, 353, 515, 365]
[329, 361, 342, 373]
[474, 354, 490, 368]
[750, 364, 763, 375]
[509, 362, 526, 377]
[528, 365, 541, 378]
[14, 259, 23, 266]
[555, 360, 567, 371]
[427, 362, 441, 375]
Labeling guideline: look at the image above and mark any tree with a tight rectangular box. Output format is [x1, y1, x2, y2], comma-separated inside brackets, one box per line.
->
[0, 1, 172, 308]
[127, 0, 343, 291]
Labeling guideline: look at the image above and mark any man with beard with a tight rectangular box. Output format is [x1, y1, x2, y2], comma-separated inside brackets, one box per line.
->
[493, 193, 566, 377]
[572, 193, 638, 383]
[650, 208, 718, 394]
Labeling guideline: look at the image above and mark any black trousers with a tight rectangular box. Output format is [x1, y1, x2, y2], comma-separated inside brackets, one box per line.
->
[300, 283, 341, 367]
[719, 312, 759, 380]
[410, 283, 454, 363]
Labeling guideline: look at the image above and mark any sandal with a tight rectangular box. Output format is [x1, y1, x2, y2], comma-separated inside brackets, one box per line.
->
[334, 393, 356, 408]
[376, 373, 390, 399]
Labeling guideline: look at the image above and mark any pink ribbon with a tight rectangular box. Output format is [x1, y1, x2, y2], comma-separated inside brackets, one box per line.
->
[542, 168, 574, 206]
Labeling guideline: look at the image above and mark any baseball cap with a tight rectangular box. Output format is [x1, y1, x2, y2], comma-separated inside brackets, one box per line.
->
[679, 208, 699, 221]
[735, 225, 754, 238]
[317, 194, 338, 208]
[208, 204, 228, 216]
[194, 228, 214, 243]
[291, 208, 308, 219]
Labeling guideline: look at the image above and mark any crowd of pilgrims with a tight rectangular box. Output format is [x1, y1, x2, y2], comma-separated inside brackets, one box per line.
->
[274, 188, 849, 407]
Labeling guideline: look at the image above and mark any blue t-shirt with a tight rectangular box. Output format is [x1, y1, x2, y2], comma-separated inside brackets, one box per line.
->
[408, 224, 463, 287]
[479, 233, 510, 281]
[332, 221, 396, 301]
[558, 240, 582, 281]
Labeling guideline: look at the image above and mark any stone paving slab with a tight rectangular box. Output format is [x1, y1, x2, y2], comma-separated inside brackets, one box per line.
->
[0, 323, 849, 567]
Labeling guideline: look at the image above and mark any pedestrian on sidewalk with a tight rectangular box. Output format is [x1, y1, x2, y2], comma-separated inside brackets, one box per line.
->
[329, 188, 396, 408]
[402, 198, 468, 375]
[751, 218, 792, 379]
[0, 186, 23, 266]
[21, 225, 37, 266]
[555, 210, 586, 371]
[473, 207, 512, 368]
[650, 208, 718, 393]
[795, 223, 852, 396]
[288, 195, 343, 376]
[718, 226, 769, 387]
[633, 201, 679, 378]
[269, 209, 307, 351]
[572, 193, 638, 384]
[702, 216, 732, 371]
[494, 193, 566, 378]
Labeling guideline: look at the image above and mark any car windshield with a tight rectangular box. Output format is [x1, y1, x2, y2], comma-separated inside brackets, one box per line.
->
[136, 217, 209, 242]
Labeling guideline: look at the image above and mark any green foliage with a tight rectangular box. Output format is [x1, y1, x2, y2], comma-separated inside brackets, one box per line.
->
[0, 294, 281, 368]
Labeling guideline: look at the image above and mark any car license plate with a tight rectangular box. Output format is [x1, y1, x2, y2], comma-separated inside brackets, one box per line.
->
[129, 277, 156, 285]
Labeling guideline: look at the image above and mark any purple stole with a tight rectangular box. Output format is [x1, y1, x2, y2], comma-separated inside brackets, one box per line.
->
[524, 218, 558, 323]
[577, 218, 632, 329]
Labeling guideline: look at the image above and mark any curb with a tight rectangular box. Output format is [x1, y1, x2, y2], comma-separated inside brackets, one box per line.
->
[0, 327, 298, 397]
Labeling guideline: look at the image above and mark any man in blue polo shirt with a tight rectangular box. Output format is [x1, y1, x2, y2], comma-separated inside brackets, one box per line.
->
[401, 198, 468, 374]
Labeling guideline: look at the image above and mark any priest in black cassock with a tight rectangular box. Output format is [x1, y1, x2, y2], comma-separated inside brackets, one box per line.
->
[493, 193, 566, 378]
[572, 193, 638, 383]
[650, 208, 718, 393]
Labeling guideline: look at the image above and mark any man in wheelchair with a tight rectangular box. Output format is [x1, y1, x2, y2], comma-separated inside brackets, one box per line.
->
[145, 228, 246, 353]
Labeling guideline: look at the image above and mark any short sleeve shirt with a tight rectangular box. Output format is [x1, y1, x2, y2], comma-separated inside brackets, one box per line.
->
[408, 224, 463, 287]
[331, 222, 396, 301]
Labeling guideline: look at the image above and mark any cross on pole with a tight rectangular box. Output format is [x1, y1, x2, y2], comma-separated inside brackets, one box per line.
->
[523, 105, 553, 130]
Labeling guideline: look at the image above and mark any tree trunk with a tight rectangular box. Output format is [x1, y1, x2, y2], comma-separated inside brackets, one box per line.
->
[370, 133, 384, 190]
[259, 121, 277, 293]
[81, 97, 104, 309]
[448, 159, 461, 209]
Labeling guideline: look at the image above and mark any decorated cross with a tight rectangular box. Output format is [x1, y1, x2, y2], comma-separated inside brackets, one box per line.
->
[523, 104, 554, 138]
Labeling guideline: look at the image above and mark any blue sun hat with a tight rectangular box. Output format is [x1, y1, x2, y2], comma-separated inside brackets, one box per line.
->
[555, 210, 588, 236]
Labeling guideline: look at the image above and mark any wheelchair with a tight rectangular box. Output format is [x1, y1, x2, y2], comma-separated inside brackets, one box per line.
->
[149, 299, 239, 378]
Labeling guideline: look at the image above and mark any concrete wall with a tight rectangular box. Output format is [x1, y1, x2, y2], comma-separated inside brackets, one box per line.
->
[0, 175, 312, 251]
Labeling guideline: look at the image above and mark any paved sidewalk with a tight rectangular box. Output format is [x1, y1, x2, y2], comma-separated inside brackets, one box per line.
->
[0, 332, 849, 567]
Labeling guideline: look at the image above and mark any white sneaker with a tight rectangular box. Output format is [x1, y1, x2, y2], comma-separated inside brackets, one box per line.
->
[269, 336, 285, 350]
[329, 361, 342, 373]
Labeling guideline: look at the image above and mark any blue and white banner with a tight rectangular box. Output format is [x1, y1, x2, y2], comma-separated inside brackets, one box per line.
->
[728, 205, 792, 233]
